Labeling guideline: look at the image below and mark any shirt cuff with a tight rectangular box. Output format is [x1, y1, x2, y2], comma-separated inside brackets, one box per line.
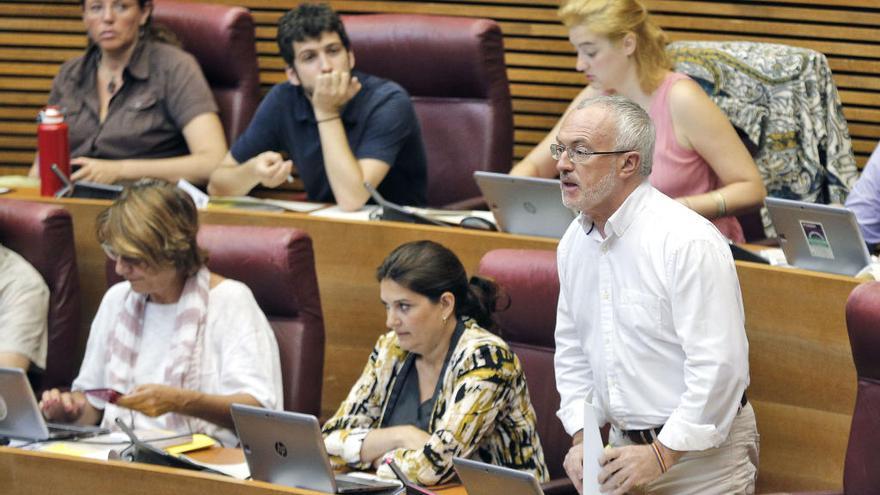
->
[557, 400, 585, 436]
[657, 413, 724, 451]
[71, 384, 105, 411]
[325, 428, 370, 465]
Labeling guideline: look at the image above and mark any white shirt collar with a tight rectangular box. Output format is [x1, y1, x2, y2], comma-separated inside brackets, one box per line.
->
[605, 180, 652, 239]
[579, 180, 652, 240]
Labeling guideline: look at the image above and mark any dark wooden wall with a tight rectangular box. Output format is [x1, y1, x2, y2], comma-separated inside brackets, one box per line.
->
[1, 1, 879, 176]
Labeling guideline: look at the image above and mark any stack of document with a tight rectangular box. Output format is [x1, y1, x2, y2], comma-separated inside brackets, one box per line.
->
[34, 430, 214, 461]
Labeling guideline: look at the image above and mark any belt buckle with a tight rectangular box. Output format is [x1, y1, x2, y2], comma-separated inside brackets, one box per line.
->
[640, 428, 659, 445]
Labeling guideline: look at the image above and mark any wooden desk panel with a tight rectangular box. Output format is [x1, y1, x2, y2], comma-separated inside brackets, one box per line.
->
[0, 447, 467, 495]
[0, 191, 860, 492]
[0, 446, 324, 495]
[736, 263, 859, 490]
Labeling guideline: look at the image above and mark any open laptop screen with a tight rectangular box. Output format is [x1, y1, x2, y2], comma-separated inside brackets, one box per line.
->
[766, 197, 871, 276]
[474, 171, 576, 238]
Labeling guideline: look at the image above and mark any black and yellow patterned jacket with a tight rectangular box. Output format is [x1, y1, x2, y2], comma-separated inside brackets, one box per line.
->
[322, 318, 548, 485]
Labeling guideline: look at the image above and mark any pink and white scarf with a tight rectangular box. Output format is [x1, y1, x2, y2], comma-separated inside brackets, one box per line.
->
[103, 266, 210, 432]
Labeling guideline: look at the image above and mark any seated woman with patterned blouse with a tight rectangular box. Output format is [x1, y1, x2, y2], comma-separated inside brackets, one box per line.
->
[322, 240, 548, 486]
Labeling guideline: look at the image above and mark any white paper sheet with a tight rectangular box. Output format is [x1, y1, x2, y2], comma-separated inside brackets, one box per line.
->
[582, 401, 603, 495]
[210, 196, 327, 213]
[309, 205, 378, 221]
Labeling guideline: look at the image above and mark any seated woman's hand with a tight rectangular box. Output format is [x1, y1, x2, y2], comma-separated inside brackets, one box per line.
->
[361, 425, 433, 467]
[40, 388, 86, 423]
[70, 157, 123, 184]
[392, 425, 432, 451]
[116, 384, 185, 417]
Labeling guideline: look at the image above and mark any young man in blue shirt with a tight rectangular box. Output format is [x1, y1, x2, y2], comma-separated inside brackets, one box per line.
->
[208, 4, 427, 210]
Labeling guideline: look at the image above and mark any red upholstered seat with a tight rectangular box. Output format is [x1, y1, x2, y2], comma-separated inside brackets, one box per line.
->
[106, 224, 324, 416]
[342, 14, 513, 208]
[0, 199, 81, 391]
[840, 282, 880, 494]
[153, 0, 260, 145]
[477, 249, 576, 495]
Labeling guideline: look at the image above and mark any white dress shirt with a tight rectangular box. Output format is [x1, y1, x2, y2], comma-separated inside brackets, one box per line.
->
[554, 181, 749, 451]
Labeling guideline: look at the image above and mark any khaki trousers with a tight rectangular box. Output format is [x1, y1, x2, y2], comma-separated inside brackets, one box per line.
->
[609, 402, 760, 495]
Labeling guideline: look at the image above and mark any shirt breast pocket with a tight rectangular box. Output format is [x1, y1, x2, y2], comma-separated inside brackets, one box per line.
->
[614, 288, 666, 341]
[123, 93, 168, 134]
[61, 99, 84, 120]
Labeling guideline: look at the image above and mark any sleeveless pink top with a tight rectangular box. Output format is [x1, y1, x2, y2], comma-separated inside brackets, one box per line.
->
[648, 72, 745, 243]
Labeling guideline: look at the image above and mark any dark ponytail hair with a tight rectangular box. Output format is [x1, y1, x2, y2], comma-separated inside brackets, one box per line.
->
[376, 241, 501, 330]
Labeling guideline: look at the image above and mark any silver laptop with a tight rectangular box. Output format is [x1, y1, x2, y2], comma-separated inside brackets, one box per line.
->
[765, 197, 871, 276]
[453, 457, 543, 495]
[230, 404, 400, 494]
[474, 171, 576, 238]
[0, 367, 109, 441]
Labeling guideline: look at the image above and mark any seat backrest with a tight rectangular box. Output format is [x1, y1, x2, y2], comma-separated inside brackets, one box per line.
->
[477, 249, 569, 482]
[342, 14, 513, 207]
[668, 40, 859, 239]
[105, 225, 325, 416]
[153, 0, 260, 145]
[0, 199, 81, 391]
[843, 282, 880, 494]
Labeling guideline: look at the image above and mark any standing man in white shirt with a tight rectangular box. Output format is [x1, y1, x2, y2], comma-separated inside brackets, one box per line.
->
[553, 95, 757, 495]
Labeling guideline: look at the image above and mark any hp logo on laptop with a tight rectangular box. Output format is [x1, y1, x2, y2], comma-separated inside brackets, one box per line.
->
[274, 441, 288, 457]
[523, 201, 537, 214]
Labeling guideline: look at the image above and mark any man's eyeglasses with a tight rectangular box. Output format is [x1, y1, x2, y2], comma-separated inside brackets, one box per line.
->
[550, 143, 634, 165]
[101, 243, 147, 269]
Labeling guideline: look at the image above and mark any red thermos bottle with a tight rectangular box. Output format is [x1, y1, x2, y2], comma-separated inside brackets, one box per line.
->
[37, 106, 70, 197]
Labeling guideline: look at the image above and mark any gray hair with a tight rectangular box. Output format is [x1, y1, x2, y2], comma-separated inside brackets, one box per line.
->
[576, 95, 655, 176]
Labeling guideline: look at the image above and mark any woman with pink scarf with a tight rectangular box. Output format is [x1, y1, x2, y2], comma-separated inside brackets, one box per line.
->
[40, 179, 282, 446]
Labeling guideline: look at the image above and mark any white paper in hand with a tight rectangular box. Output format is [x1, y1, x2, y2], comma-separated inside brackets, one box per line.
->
[582, 400, 603, 495]
[177, 179, 209, 209]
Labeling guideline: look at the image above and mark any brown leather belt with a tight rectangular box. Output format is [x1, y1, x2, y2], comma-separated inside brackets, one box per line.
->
[621, 392, 748, 445]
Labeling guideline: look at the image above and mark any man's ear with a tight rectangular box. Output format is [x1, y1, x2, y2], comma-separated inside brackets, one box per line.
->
[622, 32, 637, 57]
[285, 66, 301, 86]
[619, 152, 641, 178]
[347, 49, 356, 70]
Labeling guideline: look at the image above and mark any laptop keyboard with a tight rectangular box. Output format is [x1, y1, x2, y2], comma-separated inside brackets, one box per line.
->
[46, 422, 109, 439]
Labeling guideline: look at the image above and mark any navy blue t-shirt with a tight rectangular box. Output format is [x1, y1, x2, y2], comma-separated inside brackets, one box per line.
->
[231, 71, 427, 206]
